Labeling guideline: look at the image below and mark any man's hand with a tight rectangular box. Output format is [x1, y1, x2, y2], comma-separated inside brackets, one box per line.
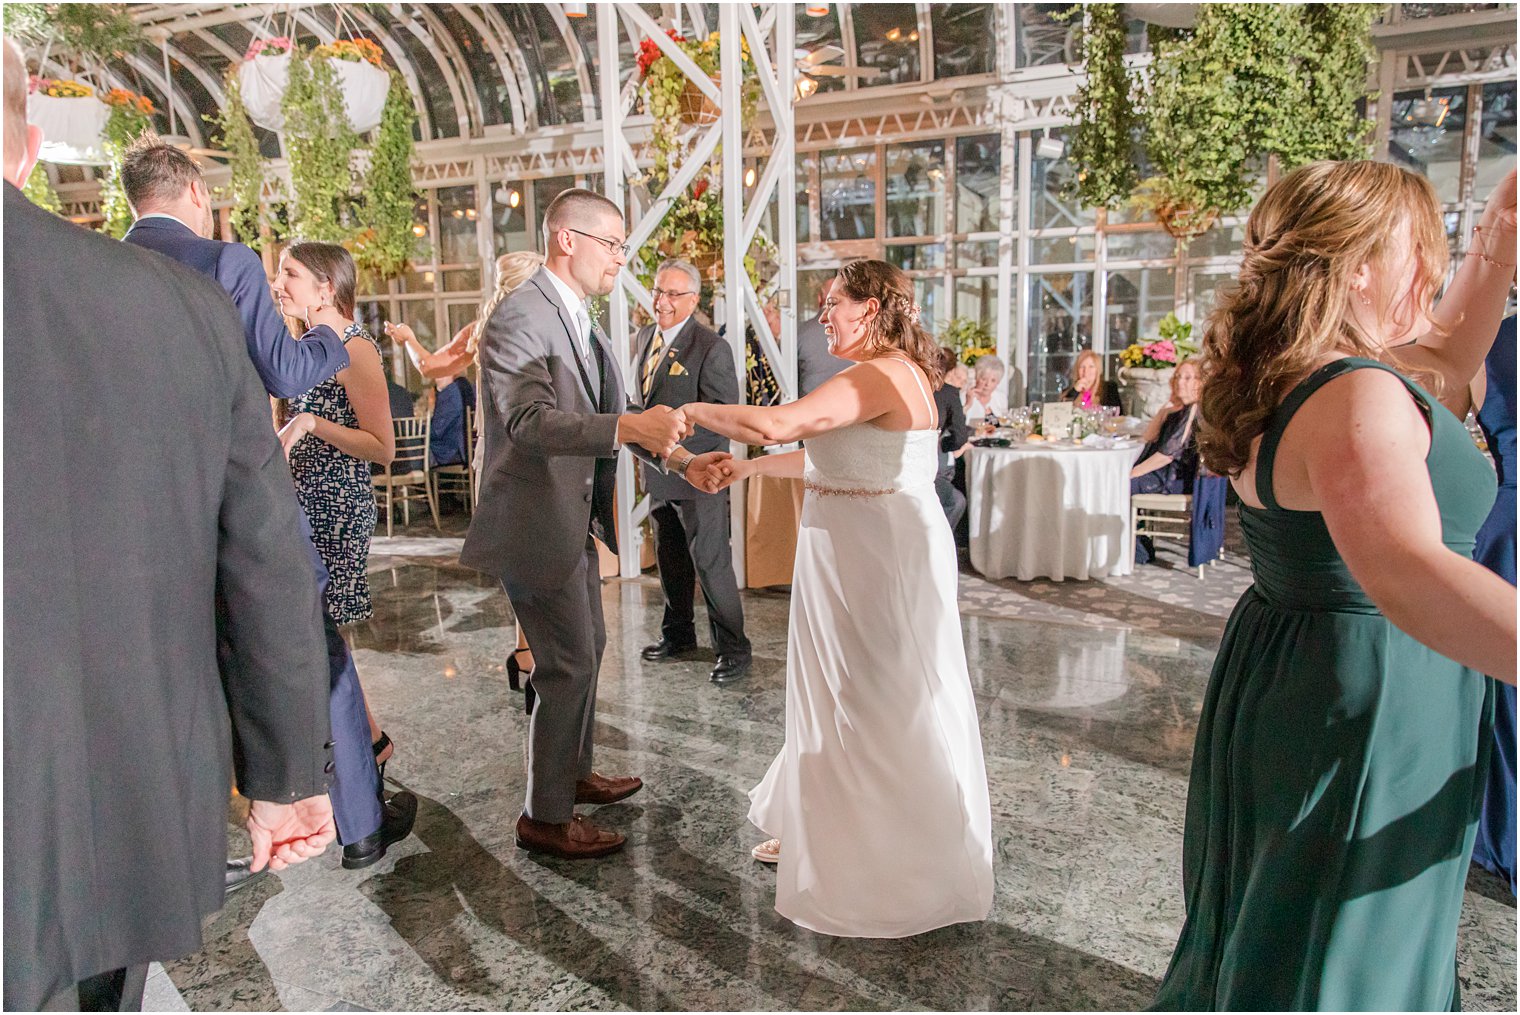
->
[247, 795, 337, 872]
[617, 405, 693, 458]
[684, 451, 734, 493]
[305, 305, 347, 333]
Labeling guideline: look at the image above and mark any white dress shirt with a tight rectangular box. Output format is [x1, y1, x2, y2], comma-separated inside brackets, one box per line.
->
[543, 267, 594, 370]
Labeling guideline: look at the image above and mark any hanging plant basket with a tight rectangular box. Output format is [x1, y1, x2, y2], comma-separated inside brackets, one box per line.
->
[238, 49, 390, 133]
[678, 78, 720, 126]
[30, 92, 111, 165]
[1154, 204, 1218, 240]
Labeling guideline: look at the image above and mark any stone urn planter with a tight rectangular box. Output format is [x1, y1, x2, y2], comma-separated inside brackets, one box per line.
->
[1118, 365, 1175, 418]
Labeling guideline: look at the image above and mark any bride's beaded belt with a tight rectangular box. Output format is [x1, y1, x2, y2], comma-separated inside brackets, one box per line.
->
[804, 480, 899, 497]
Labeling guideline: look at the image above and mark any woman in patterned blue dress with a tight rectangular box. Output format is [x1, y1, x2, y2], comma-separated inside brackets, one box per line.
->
[273, 242, 396, 763]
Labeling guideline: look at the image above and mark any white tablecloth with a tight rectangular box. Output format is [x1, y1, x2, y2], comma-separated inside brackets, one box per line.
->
[967, 442, 1143, 581]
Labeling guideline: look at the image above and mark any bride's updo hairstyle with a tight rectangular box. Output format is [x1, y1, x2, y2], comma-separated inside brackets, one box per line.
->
[1198, 160, 1447, 477]
[834, 259, 944, 388]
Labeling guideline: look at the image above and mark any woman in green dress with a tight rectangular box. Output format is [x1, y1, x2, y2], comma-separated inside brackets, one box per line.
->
[1153, 160, 1517, 1010]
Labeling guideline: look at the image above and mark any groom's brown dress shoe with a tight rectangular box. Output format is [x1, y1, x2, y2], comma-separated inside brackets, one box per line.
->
[515, 813, 625, 859]
[575, 772, 643, 806]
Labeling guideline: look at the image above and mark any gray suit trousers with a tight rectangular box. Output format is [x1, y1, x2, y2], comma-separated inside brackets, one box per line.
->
[505, 536, 605, 823]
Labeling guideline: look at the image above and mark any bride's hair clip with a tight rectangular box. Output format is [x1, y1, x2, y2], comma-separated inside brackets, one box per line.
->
[891, 293, 922, 325]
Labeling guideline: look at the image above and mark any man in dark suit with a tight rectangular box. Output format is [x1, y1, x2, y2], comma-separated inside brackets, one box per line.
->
[634, 259, 752, 684]
[461, 189, 728, 860]
[797, 274, 850, 395]
[119, 136, 414, 871]
[2, 38, 336, 1010]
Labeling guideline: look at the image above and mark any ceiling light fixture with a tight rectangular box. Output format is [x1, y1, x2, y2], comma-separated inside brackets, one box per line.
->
[885, 27, 902, 42]
[805, 5, 830, 17]
[412, 223, 427, 237]
[564, 2, 588, 17]
[1036, 132, 1065, 160]
[744, 166, 757, 187]
[795, 74, 819, 100]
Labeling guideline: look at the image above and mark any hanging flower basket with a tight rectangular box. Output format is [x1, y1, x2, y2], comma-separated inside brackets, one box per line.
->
[29, 79, 111, 164]
[238, 47, 390, 133]
[678, 78, 720, 126]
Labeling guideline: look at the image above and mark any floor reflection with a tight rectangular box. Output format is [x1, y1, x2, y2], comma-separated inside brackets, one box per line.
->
[143, 550, 1516, 1012]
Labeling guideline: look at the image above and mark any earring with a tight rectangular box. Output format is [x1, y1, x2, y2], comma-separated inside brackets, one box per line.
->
[1354, 289, 1371, 307]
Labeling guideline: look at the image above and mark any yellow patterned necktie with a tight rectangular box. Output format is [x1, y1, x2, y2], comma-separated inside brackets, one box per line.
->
[641, 330, 664, 399]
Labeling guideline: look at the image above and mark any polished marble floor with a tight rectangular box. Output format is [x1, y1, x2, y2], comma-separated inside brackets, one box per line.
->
[144, 534, 1517, 1012]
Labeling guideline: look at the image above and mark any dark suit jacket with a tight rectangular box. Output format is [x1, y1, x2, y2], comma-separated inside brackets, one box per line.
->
[123, 215, 348, 398]
[633, 316, 738, 500]
[2, 184, 333, 1009]
[935, 383, 971, 463]
[461, 267, 659, 592]
[796, 312, 849, 395]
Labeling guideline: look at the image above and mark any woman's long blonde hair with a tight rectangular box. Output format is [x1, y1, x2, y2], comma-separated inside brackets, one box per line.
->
[1198, 160, 1448, 477]
[468, 251, 545, 357]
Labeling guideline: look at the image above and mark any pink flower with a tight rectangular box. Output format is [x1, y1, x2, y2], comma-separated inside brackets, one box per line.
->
[1143, 340, 1177, 364]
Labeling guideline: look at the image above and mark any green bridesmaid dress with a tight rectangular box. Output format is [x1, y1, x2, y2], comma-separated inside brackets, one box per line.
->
[1153, 358, 1498, 1011]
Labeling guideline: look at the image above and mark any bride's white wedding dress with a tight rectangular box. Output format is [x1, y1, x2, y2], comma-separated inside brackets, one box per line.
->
[748, 359, 994, 938]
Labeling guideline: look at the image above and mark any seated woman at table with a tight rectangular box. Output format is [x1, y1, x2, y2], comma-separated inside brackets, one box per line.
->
[424, 374, 476, 469]
[1130, 358, 1201, 496]
[963, 354, 1008, 426]
[1062, 349, 1123, 410]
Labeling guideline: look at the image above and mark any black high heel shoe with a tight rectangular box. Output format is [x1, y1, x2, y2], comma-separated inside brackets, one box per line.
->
[506, 648, 531, 690]
[372, 731, 393, 782]
[506, 649, 535, 716]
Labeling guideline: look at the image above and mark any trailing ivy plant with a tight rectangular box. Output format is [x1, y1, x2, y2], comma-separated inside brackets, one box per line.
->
[352, 72, 419, 281]
[1062, 3, 1139, 211]
[98, 99, 153, 237]
[209, 73, 273, 249]
[282, 47, 358, 243]
[21, 164, 62, 213]
[3, 3, 142, 72]
[1297, 4, 1380, 162]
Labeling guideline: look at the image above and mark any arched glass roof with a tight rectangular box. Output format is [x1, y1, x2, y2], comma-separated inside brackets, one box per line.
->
[92, 3, 1004, 150]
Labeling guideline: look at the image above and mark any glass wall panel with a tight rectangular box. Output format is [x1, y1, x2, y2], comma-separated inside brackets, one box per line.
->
[1476, 81, 1518, 199]
[887, 242, 946, 271]
[916, 278, 947, 337]
[431, 5, 511, 127]
[1389, 85, 1468, 204]
[820, 148, 877, 241]
[1016, 3, 1078, 68]
[533, 175, 577, 235]
[851, 4, 922, 86]
[1027, 272, 1093, 402]
[437, 185, 479, 265]
[796, 153, 817, 244]
[955, 275, 999, 329]
[956, 239, 1000, 268]
[886, 141, 946, 237]
[1105, 230, 1176, 262]
[1188, 268, 1239, 324]
[796, 4, 847, 95]
[447, 302, 479, 338]
[955, 134, 1002, 233]
[378, 4, 459, 138]
[1105, 266, 1176, 358]
[1030, 129, 1093, 230]
[492, 181, 532, 254]
[1033, 234, 1097, 264]
[530, 5, 584, 124]
[931, 4, 996, 78]
[797, 268, 837, 319]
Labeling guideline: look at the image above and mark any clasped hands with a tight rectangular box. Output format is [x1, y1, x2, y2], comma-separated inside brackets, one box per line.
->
[619, 405, 745, 494]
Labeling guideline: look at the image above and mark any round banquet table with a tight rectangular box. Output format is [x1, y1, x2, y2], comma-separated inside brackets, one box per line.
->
[967, 441, 1145, 581]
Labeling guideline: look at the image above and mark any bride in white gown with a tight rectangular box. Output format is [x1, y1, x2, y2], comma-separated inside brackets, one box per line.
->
[675, 260, 993, 938]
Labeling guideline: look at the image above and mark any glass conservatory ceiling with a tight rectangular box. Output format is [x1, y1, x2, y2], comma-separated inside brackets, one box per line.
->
[101, 3, 1000, 150]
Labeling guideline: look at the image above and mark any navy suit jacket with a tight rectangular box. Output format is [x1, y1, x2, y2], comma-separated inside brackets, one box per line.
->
[123, 216, 349, 398]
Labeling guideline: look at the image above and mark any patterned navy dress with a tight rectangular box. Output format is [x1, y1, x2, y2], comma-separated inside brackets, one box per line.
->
[288, 323, 380, 625]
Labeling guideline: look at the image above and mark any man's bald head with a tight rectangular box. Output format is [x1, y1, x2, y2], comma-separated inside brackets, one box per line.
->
[3, 37, 43, 188]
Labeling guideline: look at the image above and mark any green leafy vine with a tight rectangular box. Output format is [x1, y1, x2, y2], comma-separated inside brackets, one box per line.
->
[98, 101, 152, 238]
[282, 47, 358, 243]
[352, 72, 419, 281]
[209, 72, 274, 249]
[21, 164, 62, 213]
[1063, 4, 1139, 211]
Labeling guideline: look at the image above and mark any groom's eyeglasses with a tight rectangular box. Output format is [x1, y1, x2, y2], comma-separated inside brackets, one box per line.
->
[567, 228, 630, 258]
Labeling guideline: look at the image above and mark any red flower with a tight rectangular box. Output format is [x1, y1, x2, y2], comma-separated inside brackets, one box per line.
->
[691, 178, 709, 201]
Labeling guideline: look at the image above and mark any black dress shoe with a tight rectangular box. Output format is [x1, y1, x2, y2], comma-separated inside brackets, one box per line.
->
[710, 654, 752, 685]
[641, 638, 699, 662]
[224, 856, 267, 896]
[342, 790, 418, 870]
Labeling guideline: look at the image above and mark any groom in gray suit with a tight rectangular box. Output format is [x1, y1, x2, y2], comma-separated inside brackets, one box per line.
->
[462, 189, 726, 859]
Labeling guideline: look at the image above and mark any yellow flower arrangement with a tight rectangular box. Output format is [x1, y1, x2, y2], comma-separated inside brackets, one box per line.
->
[42, 78, 93, 99]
